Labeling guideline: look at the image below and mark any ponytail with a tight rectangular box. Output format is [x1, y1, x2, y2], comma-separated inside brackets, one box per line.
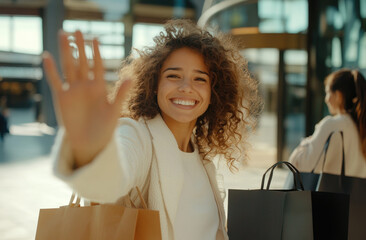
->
[352, 70, 366, 158]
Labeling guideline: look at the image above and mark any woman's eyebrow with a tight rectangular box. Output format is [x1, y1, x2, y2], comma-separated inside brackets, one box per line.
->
[162, 67, 181, 73]
[195, 70, 209, 76]
[162, 67, 209, 76]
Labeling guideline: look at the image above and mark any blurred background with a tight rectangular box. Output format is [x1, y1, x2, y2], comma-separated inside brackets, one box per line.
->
[0, 0, 365, 239]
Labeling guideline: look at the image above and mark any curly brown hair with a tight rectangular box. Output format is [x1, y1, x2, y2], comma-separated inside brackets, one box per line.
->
[113, 19, 262, 170]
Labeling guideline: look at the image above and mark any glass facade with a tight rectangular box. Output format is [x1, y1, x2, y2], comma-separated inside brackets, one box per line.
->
[307, 0, 366, 131]
[208, 0, 308, 34]
[132, 23, 165, 51]
[283, 50, 307, 160]
[206, 0, 308, 162]
[0, 15, 43, 108]
[1, 0, 364, 159]
[63, 20, 125, 60]
[0, 15, 43, 54]
[207, 0, 365, 162]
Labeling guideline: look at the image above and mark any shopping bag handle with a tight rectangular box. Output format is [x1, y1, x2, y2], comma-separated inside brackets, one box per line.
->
[67, 187, 147, 209]
[320, 131, 345, 176]
[261, 161, 304, 190]
[68, 193, 81, 207]
[135, 186, 148, 209]
[309, 131, 344, 174]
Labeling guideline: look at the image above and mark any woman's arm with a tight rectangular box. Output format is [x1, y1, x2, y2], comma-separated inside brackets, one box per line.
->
[53, 118, 153, 203]
[289, 116, 336, 171]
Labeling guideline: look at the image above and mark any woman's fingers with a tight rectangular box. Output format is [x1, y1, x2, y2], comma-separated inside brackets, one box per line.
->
[43, 51, 63, 92]
[59, 31, 76, 83]
[92, 38, 104, 83]
[75, 30, 89, 81]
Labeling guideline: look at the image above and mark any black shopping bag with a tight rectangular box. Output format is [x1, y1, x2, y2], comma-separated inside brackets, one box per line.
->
[318, 173, 366, 240]
[227, 161, 349, 240]
[316, 132, 366, 240]
[314, 131, 366, 240]
[284, 172, 320, 191]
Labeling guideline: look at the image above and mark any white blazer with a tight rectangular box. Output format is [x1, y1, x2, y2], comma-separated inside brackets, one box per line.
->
[53, 114, 228, 240]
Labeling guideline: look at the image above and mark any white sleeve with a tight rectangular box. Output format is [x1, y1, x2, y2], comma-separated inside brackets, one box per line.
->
[52, 118, 152, 203]
[288, 116, 336, 172]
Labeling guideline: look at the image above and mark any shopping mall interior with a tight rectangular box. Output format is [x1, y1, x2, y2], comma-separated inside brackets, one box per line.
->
[0, 0, 365, 239]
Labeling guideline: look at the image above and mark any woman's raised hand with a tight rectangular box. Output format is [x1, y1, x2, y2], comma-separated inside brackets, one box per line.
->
[43, 30, 132, 167]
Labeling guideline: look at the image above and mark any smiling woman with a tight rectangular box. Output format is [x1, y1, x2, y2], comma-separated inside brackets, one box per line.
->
[45, 19, 262, 240]
[157, 47, 211, 151]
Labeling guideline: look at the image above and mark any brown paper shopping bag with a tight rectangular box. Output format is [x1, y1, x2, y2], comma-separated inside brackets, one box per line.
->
[35, 188, 161, 240]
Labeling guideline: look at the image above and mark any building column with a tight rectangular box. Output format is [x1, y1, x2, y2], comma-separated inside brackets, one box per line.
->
[40, 0, 65, 127]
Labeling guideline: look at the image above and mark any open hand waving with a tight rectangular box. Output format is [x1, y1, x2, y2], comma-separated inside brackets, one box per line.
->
[43, 30, 132, 167]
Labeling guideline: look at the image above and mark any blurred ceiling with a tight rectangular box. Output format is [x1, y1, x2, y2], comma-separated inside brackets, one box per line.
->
[0, 0, 198, 22]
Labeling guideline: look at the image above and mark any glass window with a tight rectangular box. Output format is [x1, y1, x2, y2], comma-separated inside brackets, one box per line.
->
[361, 0, 366, 18]
[0, 16, 11, 50]
[13, 16, 43, 54]
[0, 15, 42, 54]
[284, 50, 308, 160]
[132, 23, 164, 50]
[345, 20, 361, 62]
[242, 48, 279, 164]
[63, 20, 90, 32]
[259, 0, 308, 33]
[359, 33, 366, 68]
[99, 45, 124, 59]
[284, 1, 308, 33]
[99, 34, 124, 45]
[206, 0, 308, 34]
[63, 20, 125, 82]
[63, 20, 125, 60]
[331, 37, 342, 67]
[258, 0, 283, 18]
[259, 19, 285, 33]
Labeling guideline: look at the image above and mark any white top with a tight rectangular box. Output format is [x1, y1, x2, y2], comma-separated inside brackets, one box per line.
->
[289, 114, 366, 178]
[174, 148, 219, 240]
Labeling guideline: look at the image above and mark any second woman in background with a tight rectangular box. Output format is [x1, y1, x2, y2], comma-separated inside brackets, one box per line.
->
[289, 69, 366, 177]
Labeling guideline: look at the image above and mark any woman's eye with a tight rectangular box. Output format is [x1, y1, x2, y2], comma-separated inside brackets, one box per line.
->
[195, 77, 207, 82]
[167, 74, 179, 79]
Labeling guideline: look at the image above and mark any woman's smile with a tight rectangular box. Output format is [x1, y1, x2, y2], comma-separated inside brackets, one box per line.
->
[171, 98, 198, 107]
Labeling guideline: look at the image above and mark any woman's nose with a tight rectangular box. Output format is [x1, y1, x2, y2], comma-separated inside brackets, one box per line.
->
[178, 78, 193, 92]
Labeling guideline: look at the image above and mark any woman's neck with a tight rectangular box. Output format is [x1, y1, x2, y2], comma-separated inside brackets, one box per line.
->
[336, 108, 347, 115]
[162, 116, 196, 152]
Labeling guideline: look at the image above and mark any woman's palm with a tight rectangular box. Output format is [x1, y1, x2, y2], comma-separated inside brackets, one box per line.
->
[43, 31, 131, 166]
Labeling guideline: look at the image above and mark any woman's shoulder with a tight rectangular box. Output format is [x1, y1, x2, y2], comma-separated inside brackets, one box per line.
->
[314, 115, 334, 130]
[317, 114, 350, 125]
[316, 114, 355, 133]
[117, 117, 151, 139]
[118, 116, 145, 126]
[325, 114, 354, 127]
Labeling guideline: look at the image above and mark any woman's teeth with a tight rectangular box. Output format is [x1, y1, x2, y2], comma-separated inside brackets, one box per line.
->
[172, 99, 196, 106]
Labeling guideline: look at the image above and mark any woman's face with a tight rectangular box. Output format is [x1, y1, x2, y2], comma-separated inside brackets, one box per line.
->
[325, 84, 343, 115]
[157, 47, 211, 126]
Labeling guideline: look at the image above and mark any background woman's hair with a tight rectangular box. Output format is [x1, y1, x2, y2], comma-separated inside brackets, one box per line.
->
[112, 19, 262, 170]
[325, 69, 366, 157]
